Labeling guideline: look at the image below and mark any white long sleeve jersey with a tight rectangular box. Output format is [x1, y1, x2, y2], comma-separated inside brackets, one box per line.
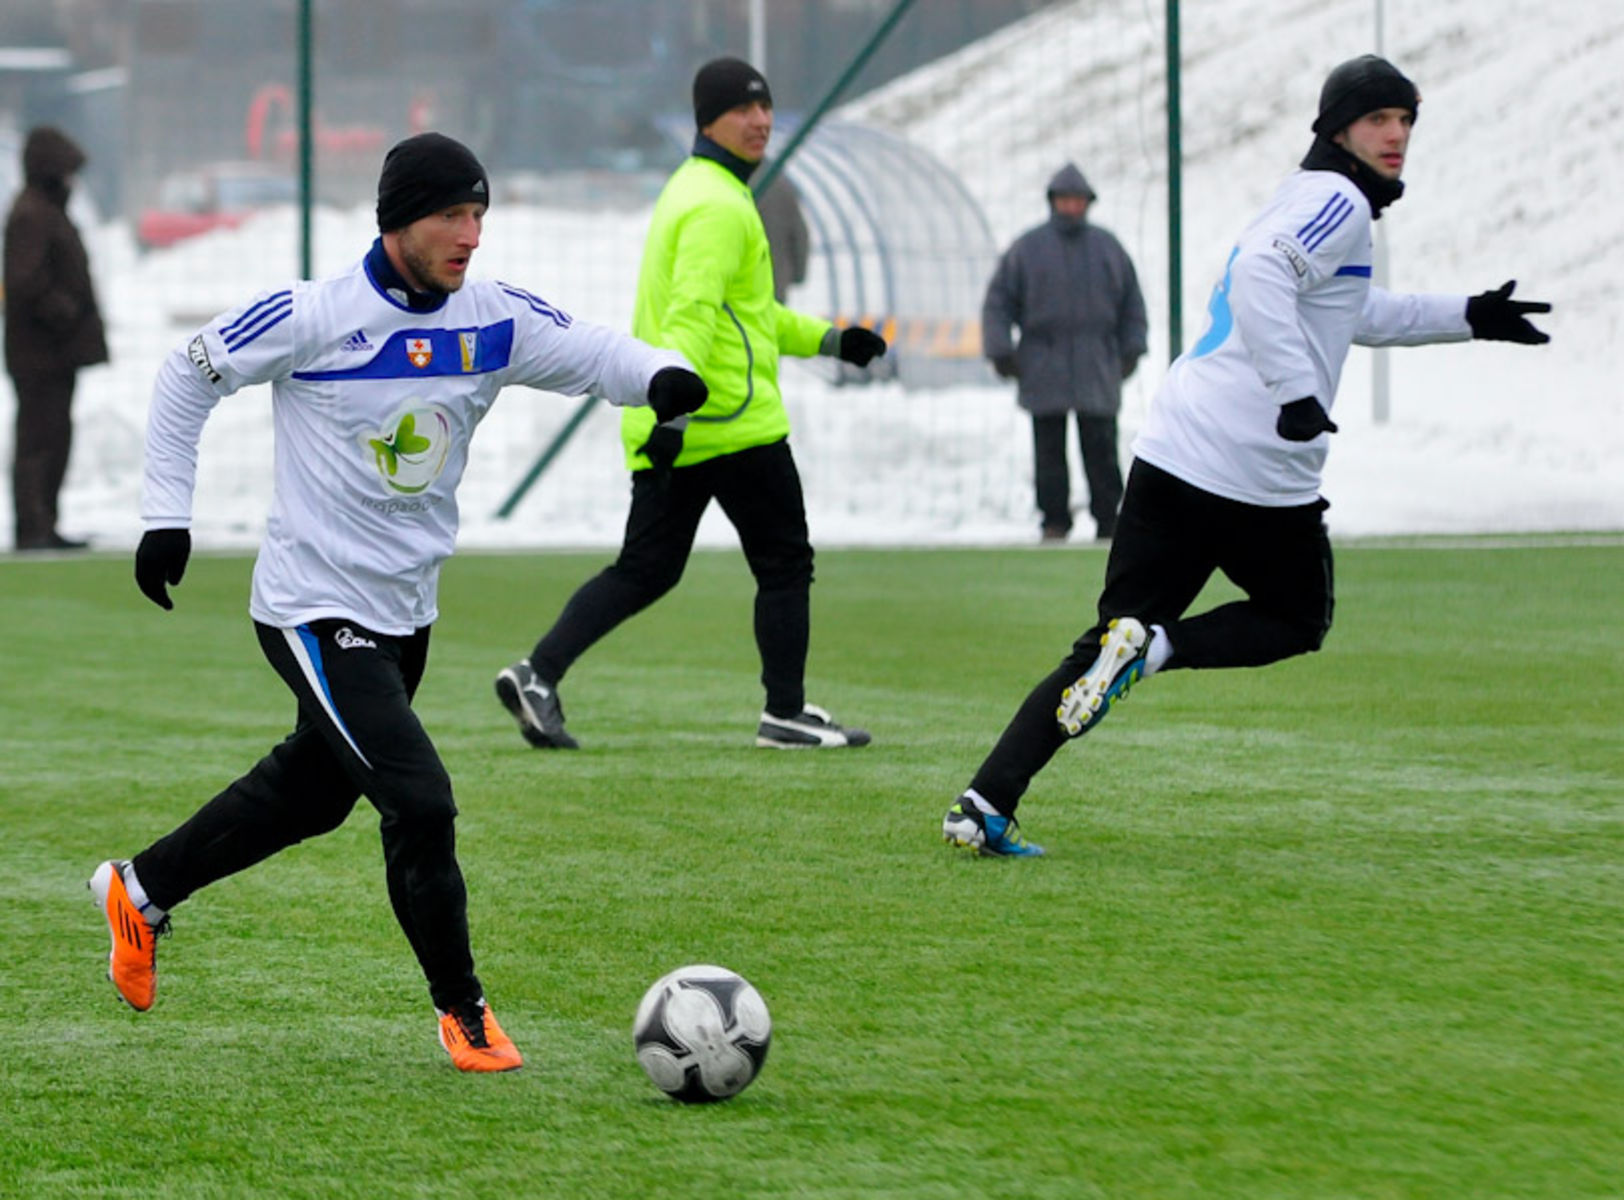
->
[1134, 168, 1471, 507]
[142, 251, 687, 634]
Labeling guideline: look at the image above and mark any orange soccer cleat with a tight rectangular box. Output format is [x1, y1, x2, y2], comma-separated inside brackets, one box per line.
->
[88, 860, 168, 1011]
[437, 1000, 524, 1073]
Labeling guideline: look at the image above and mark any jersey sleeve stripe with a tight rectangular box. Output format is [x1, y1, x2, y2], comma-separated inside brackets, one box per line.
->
[223, 295, 294, 351]
[498, 283, 573, 328]
[1300, 196, 1354, 252]
[1296, 195, 1345, 241]
[220, 290, 293, 342]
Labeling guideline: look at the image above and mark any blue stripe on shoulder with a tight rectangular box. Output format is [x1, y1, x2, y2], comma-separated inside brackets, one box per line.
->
[1302, 196, 1354, 252]
[223, 292, 293, 351]
[1335, 264, 1373, 277]
[1296, 196, 1340, 241]
[291, 319, 515, 381]
[221, 290, 291, 339]
[498, 283, 573, 328]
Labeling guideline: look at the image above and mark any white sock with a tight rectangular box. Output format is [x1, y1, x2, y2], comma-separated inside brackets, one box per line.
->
[121, 863, 167, 926]
[1144, 624, 1173, 677]
[962, 788, 999, 816]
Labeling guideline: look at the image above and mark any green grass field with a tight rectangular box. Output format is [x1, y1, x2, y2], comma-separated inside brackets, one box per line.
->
[2, 542, 1620, 1198]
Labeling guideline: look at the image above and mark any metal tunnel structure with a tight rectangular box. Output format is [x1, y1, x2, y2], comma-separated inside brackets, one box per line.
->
[659, 114, 1000, 390]
[773, 117, 999, 390]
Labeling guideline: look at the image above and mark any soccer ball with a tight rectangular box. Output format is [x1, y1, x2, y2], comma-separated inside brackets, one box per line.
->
[632, 964, 771, 1103]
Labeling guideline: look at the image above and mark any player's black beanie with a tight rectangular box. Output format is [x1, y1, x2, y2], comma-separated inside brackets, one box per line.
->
[693, 57, 772, 129]
[1311, 55, 1419, 137]
[375, 132, 489, 232]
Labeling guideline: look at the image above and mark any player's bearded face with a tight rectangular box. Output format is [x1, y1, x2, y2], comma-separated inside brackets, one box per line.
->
[396, 204, 485, 294]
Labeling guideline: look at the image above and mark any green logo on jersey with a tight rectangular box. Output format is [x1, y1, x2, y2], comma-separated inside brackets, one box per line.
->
[362, 404, 452, 495]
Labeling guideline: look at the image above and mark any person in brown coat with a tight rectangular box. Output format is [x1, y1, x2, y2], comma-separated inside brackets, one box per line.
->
[5, 126, 108, 550]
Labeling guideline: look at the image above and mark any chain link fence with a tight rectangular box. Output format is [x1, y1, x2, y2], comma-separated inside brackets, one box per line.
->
[3, 0, 1613, 547]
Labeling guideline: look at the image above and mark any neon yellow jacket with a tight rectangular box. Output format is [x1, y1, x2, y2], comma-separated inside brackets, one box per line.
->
[622, 154, 831, 469]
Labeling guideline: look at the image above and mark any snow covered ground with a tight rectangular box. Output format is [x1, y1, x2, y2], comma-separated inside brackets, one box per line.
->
[9, 0, 1622, 553]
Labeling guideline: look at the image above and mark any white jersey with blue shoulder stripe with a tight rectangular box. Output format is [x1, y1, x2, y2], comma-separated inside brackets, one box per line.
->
[1134, 168, 1469, 507]
[141, 248, 687, 635]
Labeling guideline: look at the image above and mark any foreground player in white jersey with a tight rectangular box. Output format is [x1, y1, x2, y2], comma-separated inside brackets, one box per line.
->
[944, 55, 1551, 857]
[88, 133, 707, 1069]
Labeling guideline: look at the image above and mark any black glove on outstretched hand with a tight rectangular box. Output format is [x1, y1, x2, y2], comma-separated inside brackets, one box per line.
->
[135, 528, 192, 610]
[991, 354, 1019, 380]
[637, 424, 684, 491]
[1466, 280, 1552, 344]
[838, 326, 888, 367]
[646, 366, 708, 423]
[1276, 396, 1338, 442]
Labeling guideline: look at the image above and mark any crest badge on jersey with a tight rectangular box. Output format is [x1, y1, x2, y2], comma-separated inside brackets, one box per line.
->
[406, 337, 433, 369]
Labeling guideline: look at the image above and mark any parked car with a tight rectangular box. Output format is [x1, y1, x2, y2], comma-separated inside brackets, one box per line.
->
[136, 161, 298, 251]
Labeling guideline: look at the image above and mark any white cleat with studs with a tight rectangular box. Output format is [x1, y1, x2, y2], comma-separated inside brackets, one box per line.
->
[1056, 617, 1150, 738]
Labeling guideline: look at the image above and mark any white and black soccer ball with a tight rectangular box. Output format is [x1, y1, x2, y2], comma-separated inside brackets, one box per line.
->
[632, 964, 771, 1103]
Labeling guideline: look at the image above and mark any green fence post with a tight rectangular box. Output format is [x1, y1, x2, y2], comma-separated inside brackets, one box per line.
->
[298, 0, 313, 280]
[1165, 0, 1182, 361]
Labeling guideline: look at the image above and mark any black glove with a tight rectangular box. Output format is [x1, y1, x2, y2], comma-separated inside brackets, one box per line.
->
[637, 423, 684, 491]
[646, 366, 708, 423]
[991, 354, 1019, 380]
[837, 326, 887, 367]
[1465, 280, 1551, 344]
[1276, 396, 1338, 442]
[135, 528, 192, 611]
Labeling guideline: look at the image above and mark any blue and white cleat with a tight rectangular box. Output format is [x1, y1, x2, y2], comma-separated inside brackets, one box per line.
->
[1057, 617, 1150, 738]
[943, 797, 1045, 858]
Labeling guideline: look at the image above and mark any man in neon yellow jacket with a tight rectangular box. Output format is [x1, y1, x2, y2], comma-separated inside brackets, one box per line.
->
[497, 57, 887, 750]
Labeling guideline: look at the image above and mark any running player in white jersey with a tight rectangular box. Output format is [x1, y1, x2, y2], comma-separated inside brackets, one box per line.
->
[944, 55, 1552, 858]
[88, 133, 707, 1070]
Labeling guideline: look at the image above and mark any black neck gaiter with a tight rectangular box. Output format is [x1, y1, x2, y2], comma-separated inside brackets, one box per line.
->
[1300, 136, 1404, 218]
[692, 132, 758, 187]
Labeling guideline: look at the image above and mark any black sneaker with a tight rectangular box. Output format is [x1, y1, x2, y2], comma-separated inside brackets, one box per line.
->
[494, 660, 579, 749]
[756, 704, 871, 749]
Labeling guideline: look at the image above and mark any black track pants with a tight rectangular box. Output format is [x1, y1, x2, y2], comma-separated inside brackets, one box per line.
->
[133, 619, 481, 1011]
[530, 438, 815, 718]
[970, 458, 1334, 811]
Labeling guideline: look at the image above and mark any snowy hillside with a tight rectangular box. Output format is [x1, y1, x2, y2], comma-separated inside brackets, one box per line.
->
[19, 0, 1624, 552]
[844, 0, 1624, 535]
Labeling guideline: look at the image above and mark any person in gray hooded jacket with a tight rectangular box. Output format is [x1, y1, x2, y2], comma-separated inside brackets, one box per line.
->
[982, 163, 1147, 541]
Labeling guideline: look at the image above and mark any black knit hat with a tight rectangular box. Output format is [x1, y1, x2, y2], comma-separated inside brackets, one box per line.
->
[1312, 55, 1419, 137]
[375, 132, 489, 232]
[693, 57, 772, 129]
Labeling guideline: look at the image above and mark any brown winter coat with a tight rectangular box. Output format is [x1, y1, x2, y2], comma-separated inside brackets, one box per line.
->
[4, 127, 108, 378]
